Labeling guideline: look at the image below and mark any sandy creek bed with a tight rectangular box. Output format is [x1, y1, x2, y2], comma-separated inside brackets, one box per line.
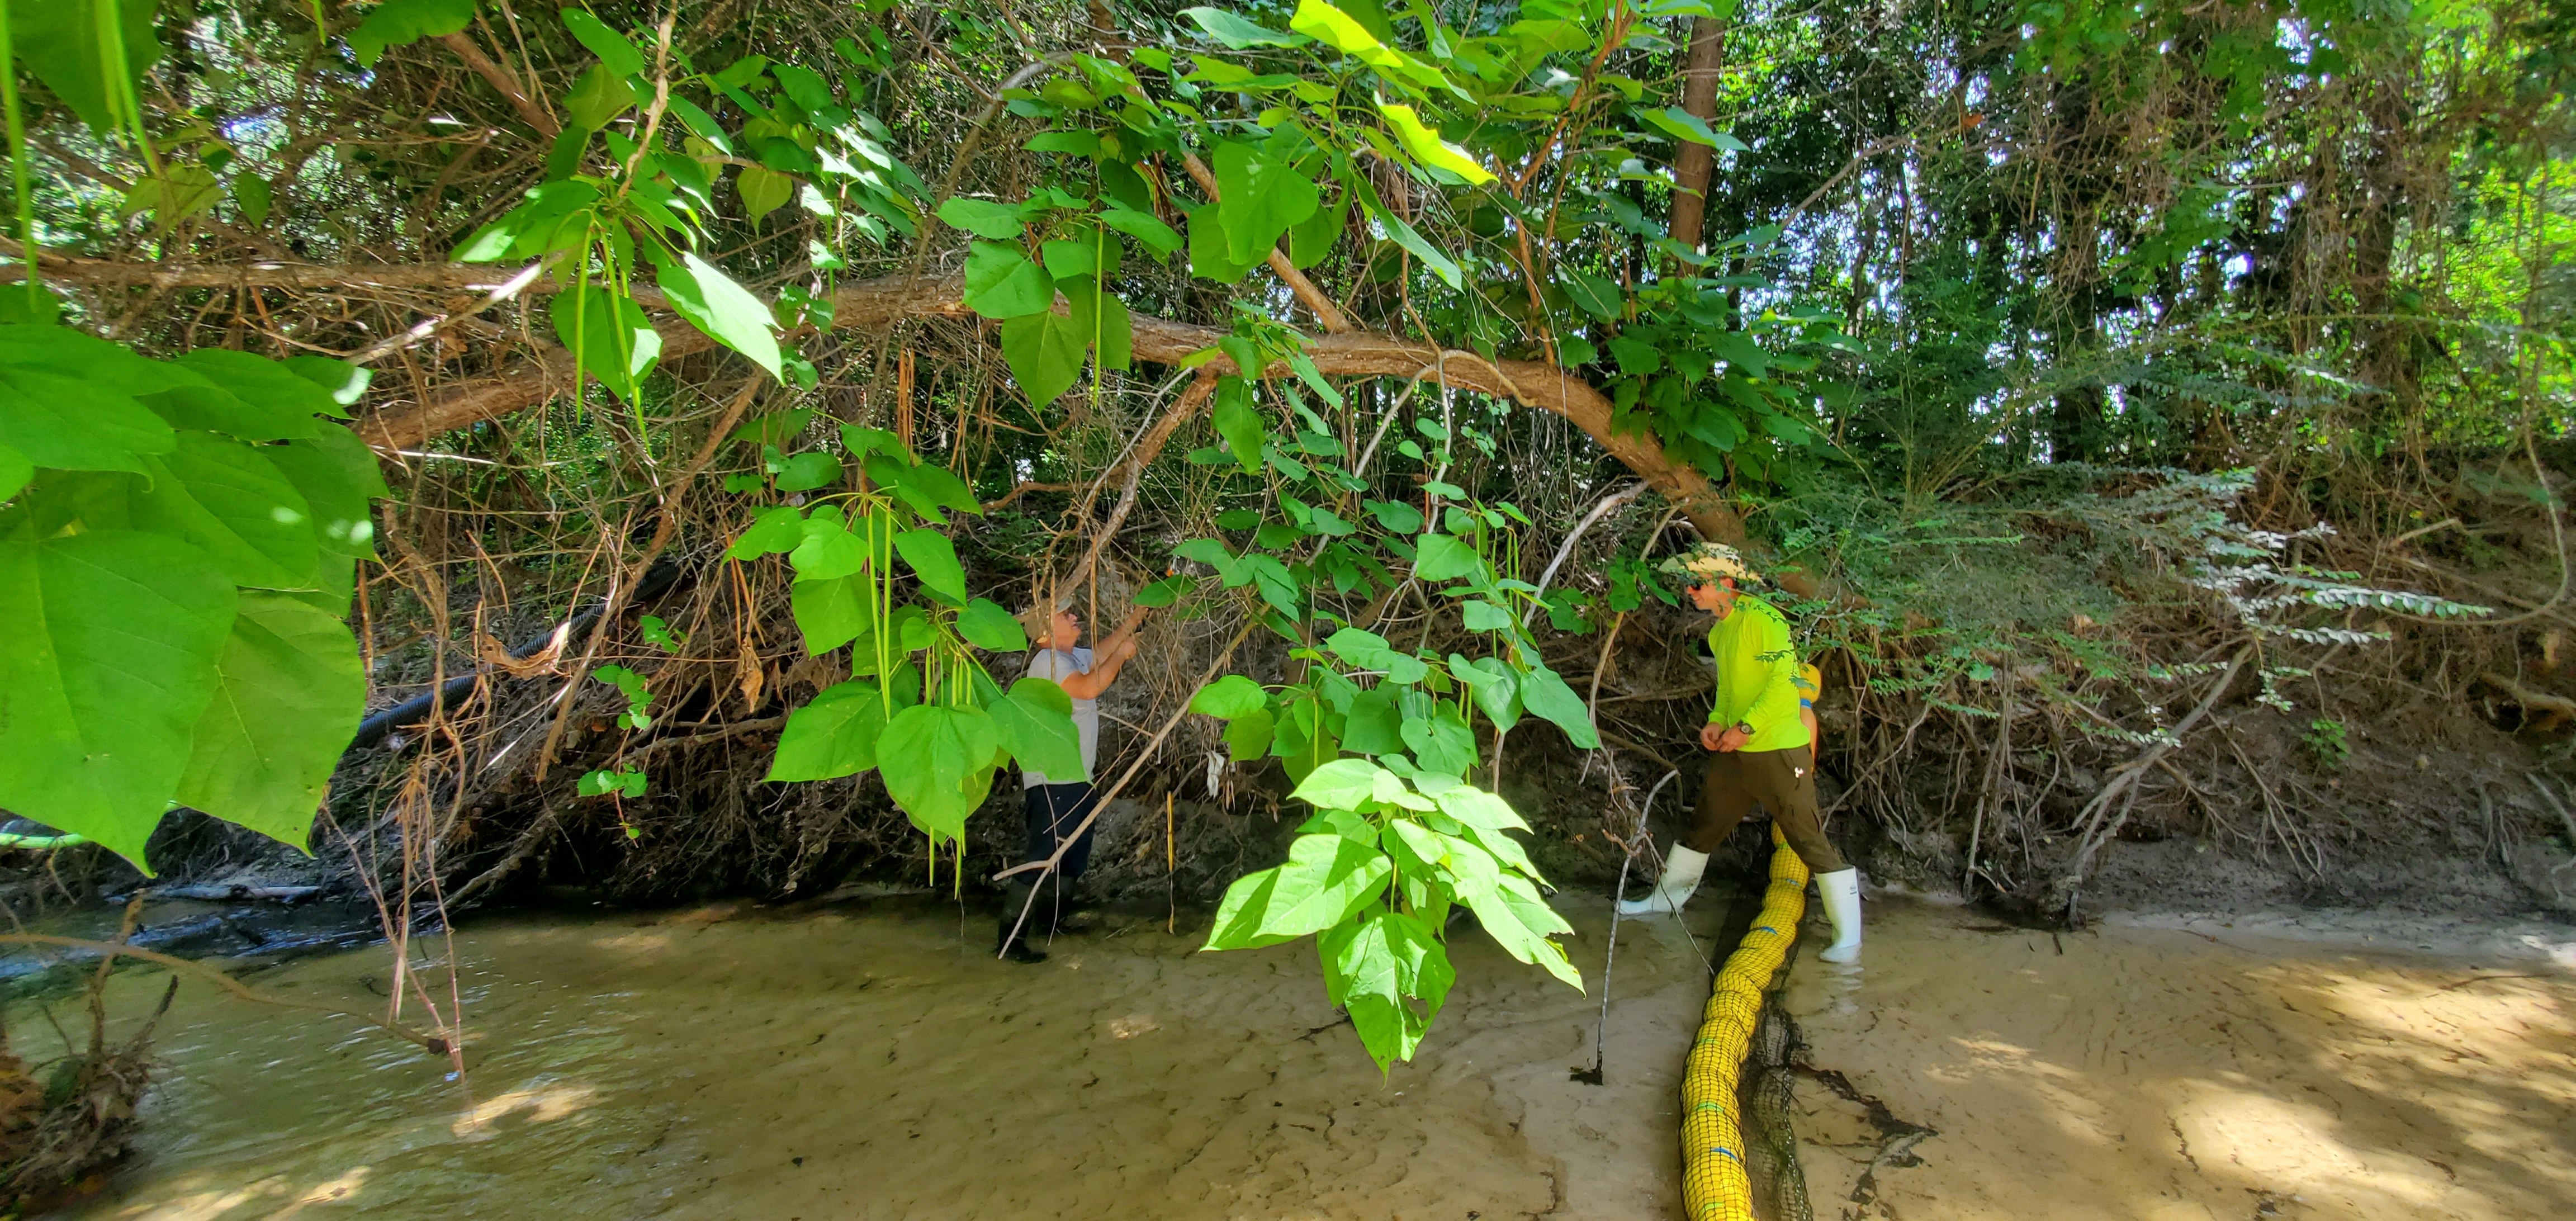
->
[16, 891, 2575, 1220]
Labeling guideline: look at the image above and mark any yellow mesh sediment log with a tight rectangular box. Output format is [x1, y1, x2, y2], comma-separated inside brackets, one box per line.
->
[1680, 824, 1814, 1221]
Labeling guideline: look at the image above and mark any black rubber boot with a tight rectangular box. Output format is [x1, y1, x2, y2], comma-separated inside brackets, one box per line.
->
[1043, 883, 1093, 936]
[996, 882, 1047, 964]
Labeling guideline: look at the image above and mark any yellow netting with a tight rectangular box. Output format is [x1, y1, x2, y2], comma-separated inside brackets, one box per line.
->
[1681, 823, 1812, 1221]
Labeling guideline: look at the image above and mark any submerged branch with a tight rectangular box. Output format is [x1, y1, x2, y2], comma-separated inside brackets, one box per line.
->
[0, 935, 453, 1055]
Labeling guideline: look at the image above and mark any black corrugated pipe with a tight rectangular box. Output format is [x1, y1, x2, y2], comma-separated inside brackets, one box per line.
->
[348, 560, 686, 750]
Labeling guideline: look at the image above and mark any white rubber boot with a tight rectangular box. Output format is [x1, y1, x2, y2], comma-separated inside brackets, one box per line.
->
[1617, 845, 1710, 917]
[1815, 868, 1863, 963]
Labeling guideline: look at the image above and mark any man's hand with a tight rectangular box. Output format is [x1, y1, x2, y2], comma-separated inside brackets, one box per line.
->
[1701, 722, 1750, 753]
[1101, 605, 1149, 662]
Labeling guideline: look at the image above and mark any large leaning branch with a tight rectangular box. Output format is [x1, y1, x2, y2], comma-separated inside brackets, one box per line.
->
[6, 253, 1756, 548]
[354, 274, 973, 451]
[0, 257, 533, 291]
[356, 273, 1755, 546]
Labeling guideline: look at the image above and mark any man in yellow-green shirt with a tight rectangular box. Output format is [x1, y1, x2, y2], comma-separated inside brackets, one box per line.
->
[1616, 543, 1863, 963]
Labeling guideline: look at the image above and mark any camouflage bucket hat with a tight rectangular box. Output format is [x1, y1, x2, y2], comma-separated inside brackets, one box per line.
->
[1655, 541, 1762, 585]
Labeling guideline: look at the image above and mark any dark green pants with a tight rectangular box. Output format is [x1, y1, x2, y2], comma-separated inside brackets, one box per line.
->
[1683, 745, 1849, 874]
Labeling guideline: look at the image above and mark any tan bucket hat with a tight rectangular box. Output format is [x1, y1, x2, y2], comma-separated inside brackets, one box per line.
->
[1655, 541, 1762, 585]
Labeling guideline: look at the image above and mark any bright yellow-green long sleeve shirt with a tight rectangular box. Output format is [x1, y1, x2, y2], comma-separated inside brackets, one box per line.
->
[1706, 594, 1811, 753]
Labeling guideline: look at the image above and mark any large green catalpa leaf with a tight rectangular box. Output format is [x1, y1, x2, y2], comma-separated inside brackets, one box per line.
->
[1447, 654, 1522, 730]
[875, 703, 1000, 842]
[1211, 140, 1319, 266]
[1325, 627, 1429, 683]
[1516, 662, 1600, 749]
[788, 508, 867, 579]
[345, 0, 476, 67]
[0, 363, 176, 474]
[1341, 687, 1404, 755]
[983, 675, 1086, 782]
[1188, 674, 1267, 718]
[892, 528, 968, 604]
[1463, 873, 1583, 991]
[130, 433, 320, 590]
[954, 598, 1026, 652]
[1210, 376, 1265, 474]
[653, 249, 784, 380]
[1253, 832, 1394, 940]
[768, 679, 895, 781]
[1410, 532, 1484, 583]
[0, 531, 238, 866]
[173, 593, 365, 850]
[1063, 276, 1132, 372]
[962, 241, 1053, 318]
[1183, 202, 1267, 284]
[0, 443, 30, 500]
[1224, 709, 1275, 760]
[1399, 708, 1478, 777]
[139, 348, 340, 442]
[1182, 6, 1309, 48]
[862, 453, 983, 524]
[790, 572, 877, 654]
[1204, 865, 1296, 950]
[254, 427, 386, 614]
[7, 0, 162, 133]
[1321, 910, 1453, 1070]
[262, 427, 390, 561]
[997, 310, 1090, 410]
[550, 284, 662, 405]
[174, 348, 351, 420]
[726, 505, 806, 559]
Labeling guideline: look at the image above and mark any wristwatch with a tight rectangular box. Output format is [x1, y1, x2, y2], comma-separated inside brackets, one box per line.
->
[1732, 721, 1756, 737]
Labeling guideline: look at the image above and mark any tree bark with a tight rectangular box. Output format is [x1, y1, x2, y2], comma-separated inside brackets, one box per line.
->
[353, 275, 973, 451]
[1665, 17, 1729, 253]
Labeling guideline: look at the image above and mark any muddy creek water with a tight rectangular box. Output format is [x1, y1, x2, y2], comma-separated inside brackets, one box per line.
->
[18, 893, 2576, 1220]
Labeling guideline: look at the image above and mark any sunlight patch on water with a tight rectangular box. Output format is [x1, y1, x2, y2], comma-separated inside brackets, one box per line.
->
[1105, 1014, 1160, 1039]
[107, 1164, 370, 1221]
[450, 1082, 599, 1139]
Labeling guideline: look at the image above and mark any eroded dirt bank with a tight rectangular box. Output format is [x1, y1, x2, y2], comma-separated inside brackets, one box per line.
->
[16, 893, 2575, 1219]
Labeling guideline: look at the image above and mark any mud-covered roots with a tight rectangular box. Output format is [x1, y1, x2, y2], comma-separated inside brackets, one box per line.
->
[0, 976, 178, 1212]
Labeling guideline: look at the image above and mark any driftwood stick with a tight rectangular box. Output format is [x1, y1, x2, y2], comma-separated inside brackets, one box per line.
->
[1527, 481, 1647, 624]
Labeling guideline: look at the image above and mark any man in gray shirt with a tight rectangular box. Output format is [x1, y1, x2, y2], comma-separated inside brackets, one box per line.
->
[998, 599, 1148, 963]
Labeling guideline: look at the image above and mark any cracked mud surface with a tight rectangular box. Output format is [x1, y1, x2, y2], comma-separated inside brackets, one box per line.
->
[1783, 898, 2576, 1220]
[30, 894, 1731, 1220]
